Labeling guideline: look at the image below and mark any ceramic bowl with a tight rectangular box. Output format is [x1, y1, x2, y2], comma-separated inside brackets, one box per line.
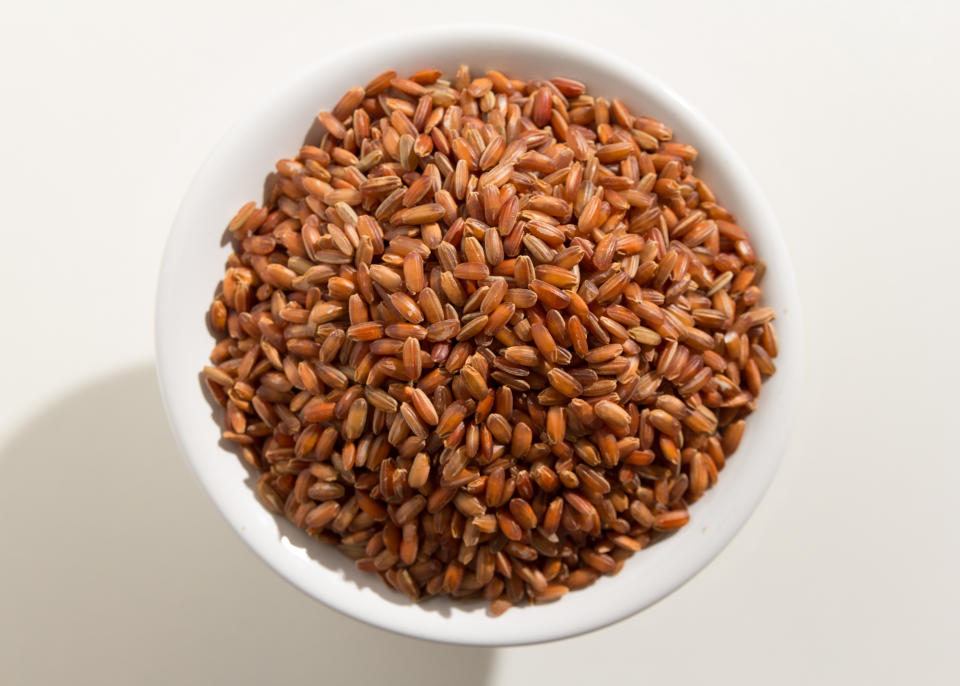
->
[156, 25, 802, 646]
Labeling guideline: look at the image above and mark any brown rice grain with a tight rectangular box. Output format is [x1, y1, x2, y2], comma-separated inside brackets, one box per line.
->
[205, 66, 779, 616]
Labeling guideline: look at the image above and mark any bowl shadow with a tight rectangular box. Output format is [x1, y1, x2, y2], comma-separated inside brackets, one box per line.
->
[0, 364, 495, 686]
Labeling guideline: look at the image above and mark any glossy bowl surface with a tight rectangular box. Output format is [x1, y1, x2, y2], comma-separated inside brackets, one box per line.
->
[156, 25, 802, 646]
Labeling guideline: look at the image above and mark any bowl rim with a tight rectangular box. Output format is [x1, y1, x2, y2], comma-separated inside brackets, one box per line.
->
[156, 23, 803, 646]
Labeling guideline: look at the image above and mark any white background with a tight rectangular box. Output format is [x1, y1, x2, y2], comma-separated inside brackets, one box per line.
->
[1, 1, 957, 684]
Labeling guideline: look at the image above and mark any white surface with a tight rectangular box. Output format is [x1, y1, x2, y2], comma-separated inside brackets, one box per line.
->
[1, 0, 957, 681]
[156, 24, 802, 646]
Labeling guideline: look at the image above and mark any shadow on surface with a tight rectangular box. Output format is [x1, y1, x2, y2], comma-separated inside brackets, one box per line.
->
[0, 364, 495, 686]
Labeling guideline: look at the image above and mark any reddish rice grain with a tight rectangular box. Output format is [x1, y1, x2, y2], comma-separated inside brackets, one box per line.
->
[205, 66, 778, 615]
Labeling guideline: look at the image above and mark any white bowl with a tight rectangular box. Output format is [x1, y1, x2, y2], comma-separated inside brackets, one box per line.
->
[156, 25, 802, 646]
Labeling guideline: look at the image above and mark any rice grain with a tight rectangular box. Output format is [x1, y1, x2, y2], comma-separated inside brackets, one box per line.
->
[205, 65, 779, 615]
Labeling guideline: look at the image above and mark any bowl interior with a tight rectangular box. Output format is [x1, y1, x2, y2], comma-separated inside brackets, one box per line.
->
[156, 26, 801, 646]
